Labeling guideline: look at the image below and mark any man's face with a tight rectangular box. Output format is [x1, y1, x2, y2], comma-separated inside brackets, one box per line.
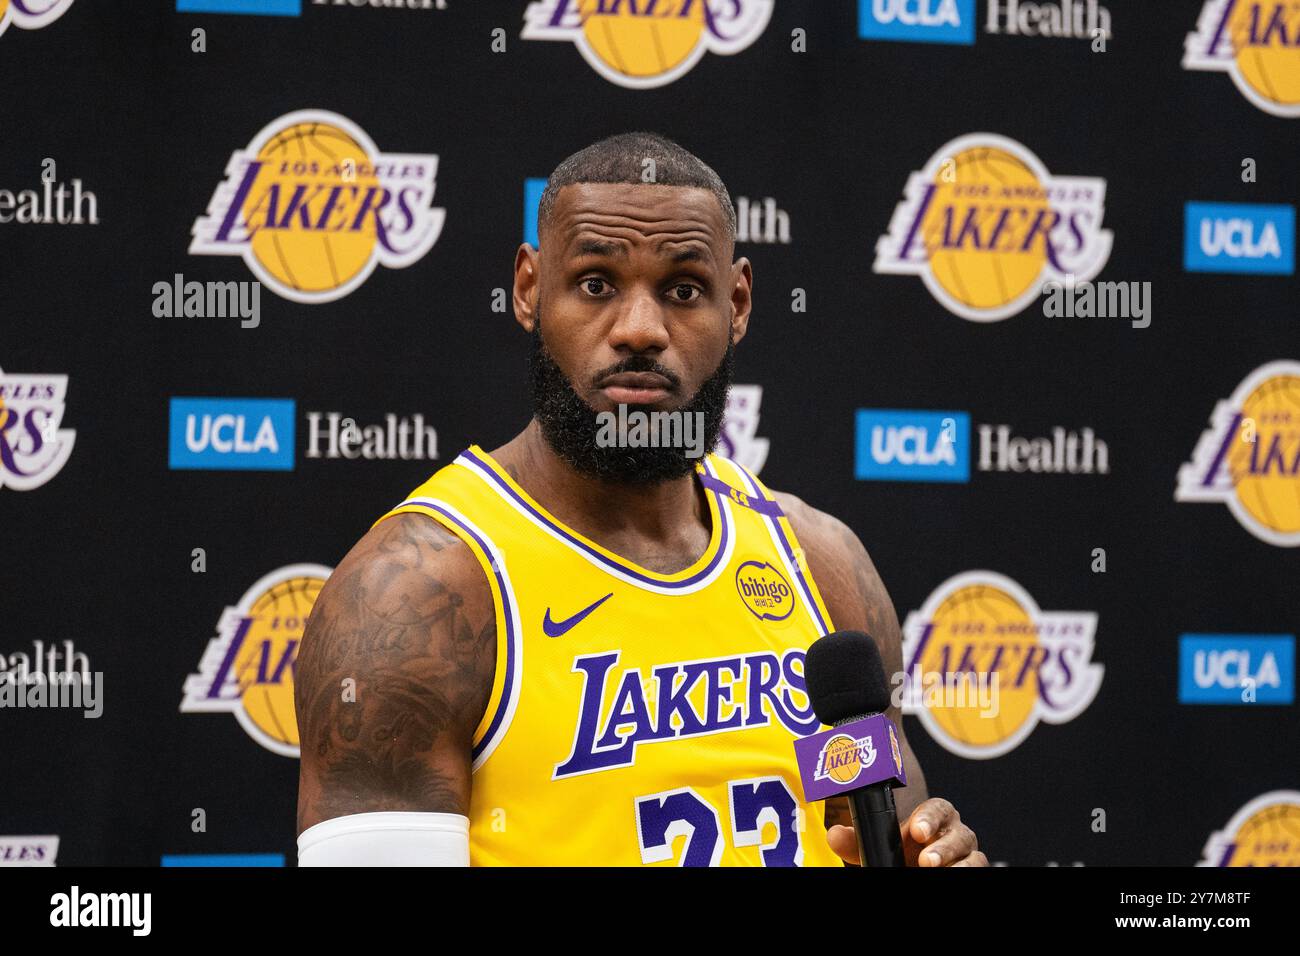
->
[515, 182, 752, 483]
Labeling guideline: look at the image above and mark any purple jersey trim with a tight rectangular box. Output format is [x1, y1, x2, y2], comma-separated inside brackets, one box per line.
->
[396, 497, 517, 764]
[729, 462, 831, 636]
[456, 447, 732, 590]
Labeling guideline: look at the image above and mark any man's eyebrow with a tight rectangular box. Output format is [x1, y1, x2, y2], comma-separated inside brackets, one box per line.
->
[573, 239, 626, 258]
[668, 247, 711, 265]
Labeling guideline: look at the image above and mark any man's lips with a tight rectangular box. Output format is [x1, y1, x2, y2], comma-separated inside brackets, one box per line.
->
[596, 371, 675, 404]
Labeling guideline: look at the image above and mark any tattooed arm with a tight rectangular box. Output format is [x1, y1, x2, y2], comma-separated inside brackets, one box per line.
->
[294, 512, 497, 836]
[778, 493, 985, 866]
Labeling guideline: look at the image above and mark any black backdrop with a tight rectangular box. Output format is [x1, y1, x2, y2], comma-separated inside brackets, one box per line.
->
[2, 0, 1296, 867]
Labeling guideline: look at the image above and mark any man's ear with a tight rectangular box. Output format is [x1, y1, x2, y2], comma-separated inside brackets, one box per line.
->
[729, 256, 753, 345]
[513, 243, 540, 332]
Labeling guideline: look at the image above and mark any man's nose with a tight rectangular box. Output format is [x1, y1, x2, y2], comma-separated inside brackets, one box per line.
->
[607, 289, 670, 354]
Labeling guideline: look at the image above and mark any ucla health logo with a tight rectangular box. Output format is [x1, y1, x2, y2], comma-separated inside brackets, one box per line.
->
[1184, 1, 1300, 117]
[858, 0, 974, 45]
[1178, 633, 1295, 705]
[874, 134, 1112, 322]
[0, 365, 74, 491]
[169, 397, 295, 470]
[735, 560, 795, 621]
[176, 0, 300, 14]
[0, 0, 74, 39]
[175, 0, 299, 13]
[1176, 360, 1300, 546]
[190, 110, 445, 303]
[522, 0, 772, 89]
[181, 564, 331, 756]
[1184, 202, 1295, 275]
[856, 409, 970, 482]
[1199, 791, 1300, 866]
[901, 571, 1103, 759]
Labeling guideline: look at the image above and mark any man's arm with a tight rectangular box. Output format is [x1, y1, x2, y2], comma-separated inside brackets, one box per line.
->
[773, 493, 928, 826]
[294, 511, 497, 836]
[776, 492, 985, 867]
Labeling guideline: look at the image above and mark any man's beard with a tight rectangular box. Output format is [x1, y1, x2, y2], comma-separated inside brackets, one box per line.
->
[528, 312, 733, 485]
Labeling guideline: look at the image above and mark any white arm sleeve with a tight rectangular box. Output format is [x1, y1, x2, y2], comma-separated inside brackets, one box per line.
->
[297, 811, 470, 867]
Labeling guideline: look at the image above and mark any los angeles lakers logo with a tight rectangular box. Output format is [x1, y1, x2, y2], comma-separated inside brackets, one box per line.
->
[180, 564, 331, 756]
[0, 364, 75, 491]
[1184, 1, 1300, 118]
[813, 733, 876, 785]
[900, 571, 1103, 759]
[0, 0, 74, 40]
[190, 110, 446, 304]
[521, 0, 773, 89]
[1199, 791, 1300, 866]
[1176, 360, 1300, 547]
[874, 134, 1113, 322]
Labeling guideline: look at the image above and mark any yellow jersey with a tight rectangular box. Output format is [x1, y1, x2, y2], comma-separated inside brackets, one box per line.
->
[376, 444, 843, 867]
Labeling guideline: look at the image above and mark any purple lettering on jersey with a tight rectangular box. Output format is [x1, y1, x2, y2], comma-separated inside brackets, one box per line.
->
[553, 652, 631, 777]
[654, 661, 707, 738]
[554, 648, 821, 779]
[595, 667, 656, 750]
[743, 651, 781, 727]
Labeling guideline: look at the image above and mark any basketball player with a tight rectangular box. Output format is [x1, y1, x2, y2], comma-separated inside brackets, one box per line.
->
[294, 132, 987, 868]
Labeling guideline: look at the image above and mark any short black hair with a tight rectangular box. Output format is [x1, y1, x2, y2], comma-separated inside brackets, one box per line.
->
[536, 131, 737, 248]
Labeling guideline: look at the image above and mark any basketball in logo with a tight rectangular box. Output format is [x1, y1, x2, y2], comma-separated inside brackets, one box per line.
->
[912, 581, 1040, 751]
[181, 563, 332, 757]
[230, 572, 324, 751]
[874, 134, 1112, 322]
[1226, 371, 1300, 536]
[921, 146, 1051, 315]
[190, 110, 446, 304]
[521, 0, 773, 89]
[821, 735, 865, 784]
[1184, 1, 1300, 117]
[1177, 360, 1300, 546]
[246, 121, 381, 298]
[901, 571, 1103, 759]
[1226, 1, 1300, 113]
[581, 0, 706, 83]
[1199, 791, 1300, 866]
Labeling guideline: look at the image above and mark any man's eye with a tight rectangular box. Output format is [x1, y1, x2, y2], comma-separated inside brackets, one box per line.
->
[580, 277, 611, 296]
[670, 284, 701, 302]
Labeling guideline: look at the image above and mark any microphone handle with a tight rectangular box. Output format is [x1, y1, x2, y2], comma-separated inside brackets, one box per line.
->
[848, 783, 906, 868]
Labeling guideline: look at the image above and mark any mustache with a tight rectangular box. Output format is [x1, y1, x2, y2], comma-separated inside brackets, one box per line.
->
[589, 355, 682, 391]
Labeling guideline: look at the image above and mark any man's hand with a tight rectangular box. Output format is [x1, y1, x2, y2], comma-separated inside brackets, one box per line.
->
[826, 797, 988, 867]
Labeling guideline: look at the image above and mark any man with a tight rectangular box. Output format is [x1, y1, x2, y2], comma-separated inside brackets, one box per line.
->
[294, 132, 987, 867]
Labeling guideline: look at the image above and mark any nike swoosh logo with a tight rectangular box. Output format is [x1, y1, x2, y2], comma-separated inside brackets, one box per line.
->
[543, 592, 614, 638]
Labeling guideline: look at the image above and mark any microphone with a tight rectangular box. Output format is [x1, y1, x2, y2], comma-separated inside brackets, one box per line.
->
[796, 630, 907, 868]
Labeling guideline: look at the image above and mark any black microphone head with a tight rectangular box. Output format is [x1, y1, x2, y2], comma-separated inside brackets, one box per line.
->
[804, 630, 891, 725]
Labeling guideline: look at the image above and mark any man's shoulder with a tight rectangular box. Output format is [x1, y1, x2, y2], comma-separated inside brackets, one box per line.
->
[313, 510, 493, 627]
[769, 489, 859, 562]
[765, 488, 892, 639]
